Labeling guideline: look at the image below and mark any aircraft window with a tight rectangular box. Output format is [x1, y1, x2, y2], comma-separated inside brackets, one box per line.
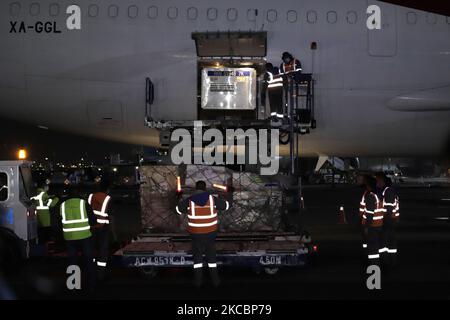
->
[307, 10, 317, 24]
[187, 7, 198, 20]
[49, 3, 59, 17]
[29, 2, 40, 16]
[207, 8, 218, 21]
[108, 5, 119, 18]
[227, 8, 238, 21]
[148, 6, 158, 19]
[9, 2, 21, 16]
[287, 10, 298, 23]
[327, 11, 337, 24]
[267, 9, 277, 23]
[406, 12, 417, 25]
[19, 166, 35, 201]
[167, 7, 178, 20]
[128, 5, 139, 19]
[247, 9, 257, 22]
[346, 11, 357, 24]
[0, 172, 8, 202]
[88, 4, 99, 18]
[426, 13, 437, 25]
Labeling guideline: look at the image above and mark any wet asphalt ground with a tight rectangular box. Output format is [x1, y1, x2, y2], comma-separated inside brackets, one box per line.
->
[5, 184, 450, 300]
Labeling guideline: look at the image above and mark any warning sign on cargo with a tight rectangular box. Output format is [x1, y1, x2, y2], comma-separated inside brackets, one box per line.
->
[201, 67, 256, 110]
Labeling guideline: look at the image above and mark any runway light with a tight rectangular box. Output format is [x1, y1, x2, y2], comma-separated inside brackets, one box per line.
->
[18, 149, 27, 160]
[176, 176, 182, 193]
[213, 183, 227, 192]
[113, 168, 118, 172]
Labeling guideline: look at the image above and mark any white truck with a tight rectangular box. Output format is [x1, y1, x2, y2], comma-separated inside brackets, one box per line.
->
[0, 161, 37, 272]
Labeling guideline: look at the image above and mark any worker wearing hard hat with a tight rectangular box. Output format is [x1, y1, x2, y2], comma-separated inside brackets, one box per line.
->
[376, 173, 400, 267]
[59, 186, 97, 291]
[31, 179, 59, 244]
[88, 178, 113, 281]
[176, 180, 230, 287]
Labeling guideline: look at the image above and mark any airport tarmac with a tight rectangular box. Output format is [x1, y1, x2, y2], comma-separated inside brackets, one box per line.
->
[5, 184, 450, 300]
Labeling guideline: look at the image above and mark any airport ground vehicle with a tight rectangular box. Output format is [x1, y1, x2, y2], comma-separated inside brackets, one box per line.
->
[0, 161, 37, 271]
[0, 160, 315, 277]
[114, 164, 316, 276]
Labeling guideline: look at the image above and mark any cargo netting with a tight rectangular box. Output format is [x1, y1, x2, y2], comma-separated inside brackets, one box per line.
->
[139, 165, 282, 233]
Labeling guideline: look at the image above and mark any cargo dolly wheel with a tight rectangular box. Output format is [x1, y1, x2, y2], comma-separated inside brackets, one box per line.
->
[264, 267, 279, 275]
[139, 266, 158, 279]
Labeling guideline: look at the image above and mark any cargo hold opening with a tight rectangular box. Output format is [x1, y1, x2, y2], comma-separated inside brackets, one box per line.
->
[192, 31, 267, 122]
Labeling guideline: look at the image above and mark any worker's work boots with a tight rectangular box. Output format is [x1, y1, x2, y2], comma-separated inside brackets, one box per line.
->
[97, 268, 107, 283]
[193, 269, 203, 287]
[209, 268, 221, 287]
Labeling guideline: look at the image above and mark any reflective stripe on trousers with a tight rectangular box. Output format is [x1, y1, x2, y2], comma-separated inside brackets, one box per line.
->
[192, 263, 217, 268]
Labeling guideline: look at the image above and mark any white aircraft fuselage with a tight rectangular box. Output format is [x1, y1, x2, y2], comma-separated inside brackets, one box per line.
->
[1, 0, 449, 157]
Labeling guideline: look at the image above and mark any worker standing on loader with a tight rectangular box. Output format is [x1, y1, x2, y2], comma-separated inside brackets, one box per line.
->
[276, 52, 303, 123]
[31, 179, 59, 244]
[88, 179, 112, 281]
[175, 180, 230, 287]
[265, 62, 284, 122]
[59, 186, 96, 292]
[280, 51, 302, 74]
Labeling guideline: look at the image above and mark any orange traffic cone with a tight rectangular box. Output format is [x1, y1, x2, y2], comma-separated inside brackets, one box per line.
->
[338, 206, 347, 224]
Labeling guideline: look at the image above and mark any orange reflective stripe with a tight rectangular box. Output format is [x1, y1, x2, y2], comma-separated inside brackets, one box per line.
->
[361, 192, 383, 227]
[188, 197, 218, 234]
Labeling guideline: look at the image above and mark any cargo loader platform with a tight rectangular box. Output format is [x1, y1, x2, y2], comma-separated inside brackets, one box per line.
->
[115, 232, 315, 271]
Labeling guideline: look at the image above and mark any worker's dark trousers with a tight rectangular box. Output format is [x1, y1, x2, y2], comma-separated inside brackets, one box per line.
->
[381, 217, 397, 266]
[367, 227, 382, 266]
[93, 225, 110, 275]
[66, 237, 96, 291]
[37, 227, 52, 245]
[191, 232, 219, 286]
[268, 86, 284, 117]
[360, 218, 367, 252]
[261, 82, 268, 107]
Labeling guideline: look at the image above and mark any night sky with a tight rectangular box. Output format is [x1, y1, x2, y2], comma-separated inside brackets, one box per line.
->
[0, 117, 138, 163]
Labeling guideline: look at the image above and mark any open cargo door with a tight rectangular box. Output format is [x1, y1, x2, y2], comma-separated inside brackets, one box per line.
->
[192, 31, 267, 58]
[192, 31, 267, 118]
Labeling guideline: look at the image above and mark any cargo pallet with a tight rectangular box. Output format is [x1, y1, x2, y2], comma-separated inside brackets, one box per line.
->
[115, 231, 316, 275]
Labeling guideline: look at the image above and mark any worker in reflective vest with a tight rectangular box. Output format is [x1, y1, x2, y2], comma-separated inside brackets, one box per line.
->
[176, 180, 230, 287]
[264, 62, 284, 121]
[280, 51, 302, 74]
[59, 186, 96, 291]
[376, 173, 400, 267]
[361, 175, 384, 265]
[88, 179, 112, 280]
[31, 179, 59, 244]
[279, 52, 302, 119]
